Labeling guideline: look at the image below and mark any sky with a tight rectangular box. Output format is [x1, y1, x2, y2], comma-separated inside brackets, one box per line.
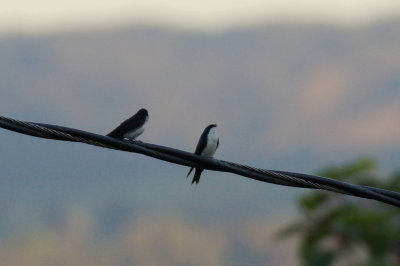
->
[1, 0, 400, 33]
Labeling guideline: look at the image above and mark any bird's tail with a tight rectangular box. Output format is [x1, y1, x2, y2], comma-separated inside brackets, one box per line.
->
[106, 131, 118, 138]
[187, 167, 194, 178]
[191, 168, 203, 184]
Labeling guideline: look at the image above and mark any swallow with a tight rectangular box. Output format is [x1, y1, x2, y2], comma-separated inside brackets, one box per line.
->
[107, 108, 148, 140]
[187, 124, 219, 184]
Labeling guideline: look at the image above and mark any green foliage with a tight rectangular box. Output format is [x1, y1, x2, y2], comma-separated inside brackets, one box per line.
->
[299, 192, 329, 211]
[280, 158, 400, 266]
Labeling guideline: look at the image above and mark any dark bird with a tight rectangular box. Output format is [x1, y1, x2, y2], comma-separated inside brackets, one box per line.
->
[187, 124, 219, 184]
[107, 108, 148, 140]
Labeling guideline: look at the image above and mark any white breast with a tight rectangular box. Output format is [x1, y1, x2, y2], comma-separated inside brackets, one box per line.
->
[123, 125, 145, 140]
[201, 127, 218, 157]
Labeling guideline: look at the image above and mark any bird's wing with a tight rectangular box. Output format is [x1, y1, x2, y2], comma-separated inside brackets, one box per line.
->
[217, 138, 219, 149]
[194, 130, 208, 155]
[107, 115, 145, 138]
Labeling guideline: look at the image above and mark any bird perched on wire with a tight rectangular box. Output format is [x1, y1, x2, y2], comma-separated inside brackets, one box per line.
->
[187, 124, 219, 184]
[107, 108, 148, 140]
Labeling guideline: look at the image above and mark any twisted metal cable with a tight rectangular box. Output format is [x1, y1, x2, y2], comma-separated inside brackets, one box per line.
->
[1, 115, 400, 207]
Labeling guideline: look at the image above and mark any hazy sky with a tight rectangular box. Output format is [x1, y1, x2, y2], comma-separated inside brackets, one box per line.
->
[1, 0, 400, 33]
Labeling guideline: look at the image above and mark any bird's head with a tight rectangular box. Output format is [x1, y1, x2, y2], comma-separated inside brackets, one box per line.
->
[206, 124, 218, 133]
[137, 108, 148, 116]
[206, 124, 218, 139]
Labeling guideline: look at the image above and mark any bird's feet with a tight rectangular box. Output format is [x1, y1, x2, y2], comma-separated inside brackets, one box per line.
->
[128, 139, 143, 144]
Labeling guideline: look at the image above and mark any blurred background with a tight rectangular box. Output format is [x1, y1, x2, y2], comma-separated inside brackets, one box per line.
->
[1, 0, 400, 265]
